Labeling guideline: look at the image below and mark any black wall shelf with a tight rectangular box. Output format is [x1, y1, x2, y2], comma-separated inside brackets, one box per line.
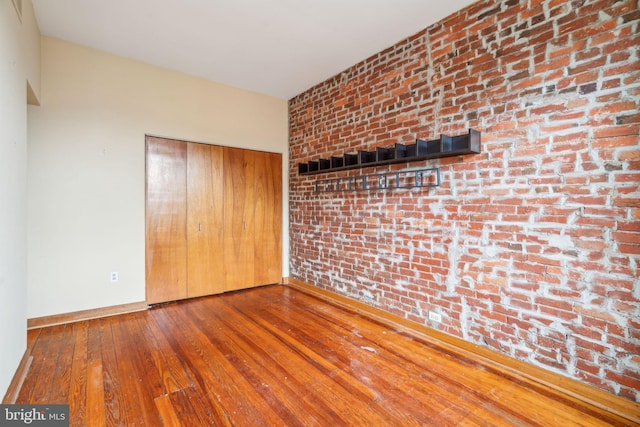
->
[298, 129, 480, 175]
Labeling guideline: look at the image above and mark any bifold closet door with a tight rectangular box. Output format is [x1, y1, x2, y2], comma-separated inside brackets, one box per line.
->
[147, 137, 283, 303]
[223, 147, 255, 291]
[187, 143, 225, 298]
[254, 151, 282, 285]
[145, 137, 188, 304]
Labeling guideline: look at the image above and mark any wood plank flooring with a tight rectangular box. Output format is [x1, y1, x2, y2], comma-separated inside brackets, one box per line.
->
[18, 285, 636, 426]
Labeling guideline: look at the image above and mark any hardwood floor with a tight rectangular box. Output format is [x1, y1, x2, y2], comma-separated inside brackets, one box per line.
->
[18, 285, 636, 426]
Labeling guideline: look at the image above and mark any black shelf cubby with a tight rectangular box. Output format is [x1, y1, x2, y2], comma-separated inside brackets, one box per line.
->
[358, 150, 376, 164]
[411, 138, 441, 156]
[376, 147, 394, 162]
[298, 129, 480, 176]
[344, 153, 358, 166]
[330, 156, 344, 168]
[318, 158, 331, 170]
[394, 143, 408, 159]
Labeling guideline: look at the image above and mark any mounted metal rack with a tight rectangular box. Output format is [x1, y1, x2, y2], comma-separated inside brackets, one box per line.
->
[298, 129, 480, 175]
[315, 167, 440, 193]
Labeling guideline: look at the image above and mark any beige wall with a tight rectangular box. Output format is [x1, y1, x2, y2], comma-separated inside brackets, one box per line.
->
[0, 0, 40, 398]
[23, 0, 40, 105]
[27, 37, 289, 318]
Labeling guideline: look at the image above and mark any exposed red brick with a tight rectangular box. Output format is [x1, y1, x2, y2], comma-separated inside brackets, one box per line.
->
[289, 0, 639, 402]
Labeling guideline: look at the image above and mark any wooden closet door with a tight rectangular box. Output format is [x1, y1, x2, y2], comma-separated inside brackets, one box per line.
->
[254, 151, 282, 285]
[187, 143, 224, 297]
[223, 147, 255, 291]
[145, 136, 188, 304]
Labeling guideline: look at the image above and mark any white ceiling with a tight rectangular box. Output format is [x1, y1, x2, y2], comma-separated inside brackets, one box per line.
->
[31, 0, 477, 100]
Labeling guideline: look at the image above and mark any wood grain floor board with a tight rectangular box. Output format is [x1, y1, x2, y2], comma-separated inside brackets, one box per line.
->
[17, 325, 51, 403]
[191, 297, 355, 426]
[180, 385, 234, 427]
[142, 314, 193, 395]
[246, 287, 546, 426]
[15, 285, 637, 426]
[240, 307, 409, 425]
[146, 307, 234, 425]
[34, 324, 73, 404]
[97, 317, 130, 426]
[84, 319, 102, 426]
[151, 304, 269, 425]
[266, 288, 624, 426]
[111, 313, 163, 426]
[154, 394, 182, 427]
[86, 359, 106, 427]
[67, 321, 88, 424]
[243, 288, 511, 424]
[162, 297, 291, 425]
[215, 293, 459, 425]
[49, 323, 76, 404]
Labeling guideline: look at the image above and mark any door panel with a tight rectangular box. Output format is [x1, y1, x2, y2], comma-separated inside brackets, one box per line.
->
[254, 151, 282, 285]
[223, 147, 255, 291]
[187, 143, 224, 297]
[145, 137, 188, 304]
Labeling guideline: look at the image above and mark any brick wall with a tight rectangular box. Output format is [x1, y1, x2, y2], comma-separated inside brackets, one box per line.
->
[288, 0, 639, 400]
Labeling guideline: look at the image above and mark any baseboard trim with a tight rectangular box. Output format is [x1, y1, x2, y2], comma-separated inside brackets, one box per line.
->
[27, 301, 148, 329]
[286, 278, 640, 425]
[2, 350, 32, 404]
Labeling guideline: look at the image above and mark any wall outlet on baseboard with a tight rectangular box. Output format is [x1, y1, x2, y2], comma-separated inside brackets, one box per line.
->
[110, 272, 119, 283]
[429, 311, 442, 323]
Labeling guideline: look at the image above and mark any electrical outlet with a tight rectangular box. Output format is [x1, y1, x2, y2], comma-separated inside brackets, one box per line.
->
[429, 311, 442, 323]
[110, 272, 119, 283]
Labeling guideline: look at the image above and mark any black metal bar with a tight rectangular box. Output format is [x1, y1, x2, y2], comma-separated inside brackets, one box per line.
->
[314, 167, 440, 192]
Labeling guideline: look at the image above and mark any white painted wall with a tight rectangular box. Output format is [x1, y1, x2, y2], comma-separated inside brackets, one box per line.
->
[0, 0, 40, 398]
[27, 37, 289, 318]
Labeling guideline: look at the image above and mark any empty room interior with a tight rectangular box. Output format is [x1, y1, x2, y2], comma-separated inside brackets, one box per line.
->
[2, 0, 639, 425]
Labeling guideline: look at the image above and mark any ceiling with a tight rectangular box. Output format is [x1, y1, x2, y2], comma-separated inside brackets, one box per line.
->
[31, 0, 477, 100]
